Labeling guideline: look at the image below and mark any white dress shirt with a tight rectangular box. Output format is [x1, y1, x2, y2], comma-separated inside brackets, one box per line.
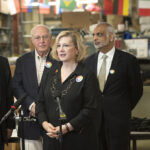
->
[35, 50, 47, 85]
[29, 50, 47, 111]
[97, 47, 115, 80]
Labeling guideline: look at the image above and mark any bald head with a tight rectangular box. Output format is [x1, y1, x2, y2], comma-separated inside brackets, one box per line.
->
[31, 24, 51, 37]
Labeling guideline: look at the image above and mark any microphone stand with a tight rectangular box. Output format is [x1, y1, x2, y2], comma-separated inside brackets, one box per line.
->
[18, 110, 37, 150]
[0, 94, 27, 149]
[0, 94, 27, 125]
[56, 97, 67, 150]
[20, 109, 25, 150]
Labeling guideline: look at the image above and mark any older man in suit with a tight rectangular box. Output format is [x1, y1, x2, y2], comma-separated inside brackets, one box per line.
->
[85, 22, 143, 150]
[12, 24, 57, 150]
[0, 56, 15, 150]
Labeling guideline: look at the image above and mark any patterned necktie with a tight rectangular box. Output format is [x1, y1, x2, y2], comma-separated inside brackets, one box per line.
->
[98, 55, 107, 92]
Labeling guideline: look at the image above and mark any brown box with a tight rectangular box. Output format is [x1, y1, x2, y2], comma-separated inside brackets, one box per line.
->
[106, 15, 123, 29]
[61, 12, 91, 30]
[5, 143, 20, 150]
[0, 0, 10, 14]
[90, 13, 100, 24]
[0, 14, 2, 27]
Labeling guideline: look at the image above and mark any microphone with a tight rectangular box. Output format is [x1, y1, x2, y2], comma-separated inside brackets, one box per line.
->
[56, 97, 66, 120]
[54, 90, 66, 145]
[0, 94, 27, 124]
[54, 90, 66, 120]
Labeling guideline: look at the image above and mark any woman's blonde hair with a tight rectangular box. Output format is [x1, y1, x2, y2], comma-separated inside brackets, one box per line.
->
[51, 30, 87, 62]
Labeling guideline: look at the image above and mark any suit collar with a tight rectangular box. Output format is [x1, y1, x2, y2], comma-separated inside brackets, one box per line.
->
[93, 52, 99, 75]
[28, 51, 38, 87]
[40, 50, 56, 87]
[104, 49, 121, 91]
[99, 46, 115, 59]
[25, 50, 55, 88]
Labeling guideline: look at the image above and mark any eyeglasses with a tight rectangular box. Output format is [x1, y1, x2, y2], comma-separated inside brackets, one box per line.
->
[33, 35, 49, 41]
[92, 32, 104, 37]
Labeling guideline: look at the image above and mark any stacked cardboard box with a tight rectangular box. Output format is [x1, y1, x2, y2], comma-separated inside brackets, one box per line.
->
[0, 0, 10, 14]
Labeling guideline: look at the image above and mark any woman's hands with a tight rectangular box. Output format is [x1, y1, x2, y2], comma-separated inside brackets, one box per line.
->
[42, 121, 58, 138]
[42, 121, 73, 139]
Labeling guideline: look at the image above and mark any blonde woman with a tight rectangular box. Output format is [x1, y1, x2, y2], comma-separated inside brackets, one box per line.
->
[36, 31, 101, 150]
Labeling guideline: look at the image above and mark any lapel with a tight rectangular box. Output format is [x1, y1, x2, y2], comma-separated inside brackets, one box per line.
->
[30, 50, 38, 87]
[104, 49, 120, 91]
[40, 51, 55, 86]
[25, 51, 39, 88]
[92, 52, 99, 75]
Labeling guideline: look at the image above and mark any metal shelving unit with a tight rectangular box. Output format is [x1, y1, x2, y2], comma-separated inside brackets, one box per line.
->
[19, 1, 41, 53]
[0, 14, 12, 57]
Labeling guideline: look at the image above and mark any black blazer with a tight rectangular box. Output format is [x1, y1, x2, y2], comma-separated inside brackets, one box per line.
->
[36, 62, 100, 150]
[85, 49, 143, 109]
[12, 50, 57, 139]
[0, 56, 15, 144]
[85, 49, 143, 150]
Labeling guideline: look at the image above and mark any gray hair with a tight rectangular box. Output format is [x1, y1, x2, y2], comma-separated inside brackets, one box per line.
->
[30, 24, 51, 37]
[96, 22, 115, 37]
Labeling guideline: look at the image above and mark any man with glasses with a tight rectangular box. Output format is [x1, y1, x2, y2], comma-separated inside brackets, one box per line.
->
[12, 24, 56, 150]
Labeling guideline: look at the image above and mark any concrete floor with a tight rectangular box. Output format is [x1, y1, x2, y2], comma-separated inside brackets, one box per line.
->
[130, 140, 150, 150]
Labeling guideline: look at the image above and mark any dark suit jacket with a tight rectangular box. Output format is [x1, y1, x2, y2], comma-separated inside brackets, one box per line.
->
[12, 50, 57, 140]
[36, 62, 100, 150]
[85, 49, 143, 150]
[0, 56, 15, 144]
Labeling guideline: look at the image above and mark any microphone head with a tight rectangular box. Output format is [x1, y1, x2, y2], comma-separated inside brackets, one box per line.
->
[13, 94, 27, 109]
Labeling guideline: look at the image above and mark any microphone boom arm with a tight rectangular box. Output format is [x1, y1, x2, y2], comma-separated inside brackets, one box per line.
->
[0, 94, 27, 124]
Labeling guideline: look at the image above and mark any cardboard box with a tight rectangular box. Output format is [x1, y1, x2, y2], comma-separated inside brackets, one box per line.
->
[90, 13, 100, 24]
[124, 39, 148, 58]
[0, 0, 10, 14]
[5, 143, 20, 150]
[0, 14, 2, 27]
[107, 15, 123, 29]
[61, 12, 91, 30]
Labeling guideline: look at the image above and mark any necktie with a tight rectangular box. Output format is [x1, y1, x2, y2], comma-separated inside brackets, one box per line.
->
[98, 55, 107, 92]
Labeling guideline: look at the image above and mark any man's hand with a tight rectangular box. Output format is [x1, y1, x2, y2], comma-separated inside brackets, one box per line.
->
[29, 103, 36, 117]
[7, 128, 13, 139]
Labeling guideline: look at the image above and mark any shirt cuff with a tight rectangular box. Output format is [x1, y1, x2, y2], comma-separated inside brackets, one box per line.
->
[29, 102, 35, 111]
